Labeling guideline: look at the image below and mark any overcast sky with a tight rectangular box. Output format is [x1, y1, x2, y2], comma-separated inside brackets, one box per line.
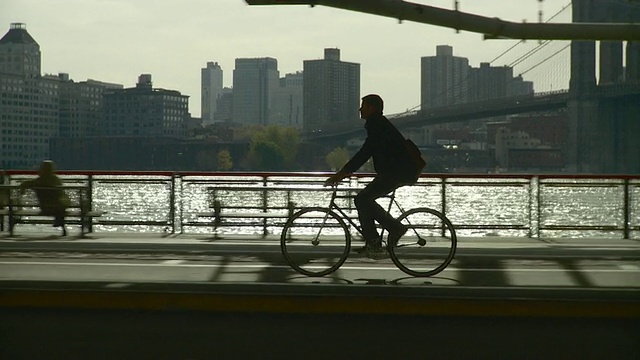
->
[2, 0, 573, 117]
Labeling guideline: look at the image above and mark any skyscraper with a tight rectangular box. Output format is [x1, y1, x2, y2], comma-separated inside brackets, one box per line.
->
[214, 87, 233, 123]
[0, 23, 40, 78]
[201, 62, 223, 126]
[232, 57, 279, 125]
[420, 45, 470, 109]
[0, 23, 58, 169]
[57, 73, 123, 138]
[303, 48, 360, 132]
[469, 63, 515, 101]
[271, 71, 303, 128]
[101, 74, 189, 138]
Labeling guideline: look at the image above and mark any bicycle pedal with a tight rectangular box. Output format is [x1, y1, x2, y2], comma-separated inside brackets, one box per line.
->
[366, 250, 388, 260]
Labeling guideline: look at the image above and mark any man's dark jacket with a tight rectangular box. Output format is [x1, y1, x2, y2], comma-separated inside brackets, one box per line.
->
[340, 114, 415, 182]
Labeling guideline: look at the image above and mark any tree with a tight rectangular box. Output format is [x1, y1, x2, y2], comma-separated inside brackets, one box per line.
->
[247, 125, 300, 170]
[195, 150, 217, 170]
[250, 141, 286, 170]
[217, 149, 233, 170]
[325, 147, 350, 170]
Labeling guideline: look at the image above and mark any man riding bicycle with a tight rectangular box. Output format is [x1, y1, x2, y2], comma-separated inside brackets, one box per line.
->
[324, 94, 419, 255]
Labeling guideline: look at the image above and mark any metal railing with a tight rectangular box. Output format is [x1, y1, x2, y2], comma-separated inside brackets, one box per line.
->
[2, 171, 638, 239]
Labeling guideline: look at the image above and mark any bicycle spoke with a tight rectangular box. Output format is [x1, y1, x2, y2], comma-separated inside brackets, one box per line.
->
[281, 208, 350, 277]
[389, 208, 457, 277]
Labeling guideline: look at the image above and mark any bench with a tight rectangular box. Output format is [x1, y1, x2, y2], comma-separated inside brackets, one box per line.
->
[196, 199, 296, 237]
[0, 183, 105, 236]
[189, 185, 364, 237]
[0, 207, 105, 236]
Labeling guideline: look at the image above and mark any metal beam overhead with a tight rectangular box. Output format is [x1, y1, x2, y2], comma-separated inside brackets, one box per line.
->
[245, 0, 640, 41]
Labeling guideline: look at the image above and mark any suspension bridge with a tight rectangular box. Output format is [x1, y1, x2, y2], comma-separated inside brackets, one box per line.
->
[276, 0, 640, 173]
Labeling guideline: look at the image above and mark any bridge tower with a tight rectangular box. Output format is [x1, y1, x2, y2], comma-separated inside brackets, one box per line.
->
[568, 0, 640, 173]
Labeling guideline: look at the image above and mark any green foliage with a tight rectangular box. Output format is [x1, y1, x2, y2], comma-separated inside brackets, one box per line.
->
[250, 141, 285, 170]
[325, 147, 350, 170]
[195, 150, 217, 170]
[217, 149, 233, 171]
[247, 125, 300, 170]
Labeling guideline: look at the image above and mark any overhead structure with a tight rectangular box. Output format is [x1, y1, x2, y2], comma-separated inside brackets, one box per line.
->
[245, 0, 640, 41]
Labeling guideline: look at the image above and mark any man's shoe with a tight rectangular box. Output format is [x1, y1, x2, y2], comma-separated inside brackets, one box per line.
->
[366, 242, 387, 259]
[354, 242, 382, 254]
[353, 244, 369, 254]
[353, 236, 382, 254]
[388, 224, 408, 247]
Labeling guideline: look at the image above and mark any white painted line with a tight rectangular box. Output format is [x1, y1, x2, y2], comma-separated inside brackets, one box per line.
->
[162, 260, 185, 265]
[0, 261, 276, 269]
[0, 261, 639, 273]
[104, 283, 133, 288]
[617, 264, 640, 270]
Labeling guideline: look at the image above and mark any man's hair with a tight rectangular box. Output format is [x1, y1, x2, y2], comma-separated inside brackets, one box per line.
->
[362, 94, 384, 113]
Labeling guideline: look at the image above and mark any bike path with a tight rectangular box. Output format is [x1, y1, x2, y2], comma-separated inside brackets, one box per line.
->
[1, 232, 639, 319]
[1, 231, 639, 258]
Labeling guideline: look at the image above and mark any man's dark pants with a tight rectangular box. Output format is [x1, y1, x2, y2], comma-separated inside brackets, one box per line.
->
[354, 176, 404, 244]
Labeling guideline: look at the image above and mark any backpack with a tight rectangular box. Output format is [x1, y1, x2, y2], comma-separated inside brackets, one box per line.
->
[404, 139, 426, 182]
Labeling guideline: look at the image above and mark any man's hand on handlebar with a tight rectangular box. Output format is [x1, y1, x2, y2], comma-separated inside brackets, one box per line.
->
[324, 171, 349, 187]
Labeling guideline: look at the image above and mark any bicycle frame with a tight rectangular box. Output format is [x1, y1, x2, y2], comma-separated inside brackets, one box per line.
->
[281, 185, 458, 277]
[324, 186, 410, 242]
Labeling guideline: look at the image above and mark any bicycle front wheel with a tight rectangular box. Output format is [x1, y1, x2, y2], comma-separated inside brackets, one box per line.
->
[389, 208, 457, 277]
[280, 207, 350, 277]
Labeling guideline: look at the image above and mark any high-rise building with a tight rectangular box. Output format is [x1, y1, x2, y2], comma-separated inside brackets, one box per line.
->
[626, 41, 640, 82]
[201, 62, 223, 126]
[0, 23, 40, 78]
[232, 57, 279, 125]
[469, 63, 514, 101]
[57, 73, 123, 138]
[420, 45, 470, 109]
[101, 74, 190, 138]
[469, 63, 534, 101]
[214, 87, 233, 124]
[511, 75, 535, 96]
[271, 71, 303, 128]
[0, 23, 59, 169]
[303, 48, 360, 132]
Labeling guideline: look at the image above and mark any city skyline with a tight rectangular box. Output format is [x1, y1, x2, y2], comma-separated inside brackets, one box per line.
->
[2, 0, 572, 117]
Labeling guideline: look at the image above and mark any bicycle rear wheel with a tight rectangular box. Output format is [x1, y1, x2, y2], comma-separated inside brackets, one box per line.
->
[388, 208, 457, 277]
[280, 207, 350, 277]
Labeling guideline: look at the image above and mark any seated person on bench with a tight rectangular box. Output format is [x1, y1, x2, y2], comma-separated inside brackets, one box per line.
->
[20, 160, 70, 233]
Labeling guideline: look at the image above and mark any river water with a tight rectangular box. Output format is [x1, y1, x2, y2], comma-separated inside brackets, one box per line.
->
[72, 175, 639, 240]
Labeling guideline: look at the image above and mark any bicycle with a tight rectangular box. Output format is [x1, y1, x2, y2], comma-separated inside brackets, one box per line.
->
[280, 184, 457, 277]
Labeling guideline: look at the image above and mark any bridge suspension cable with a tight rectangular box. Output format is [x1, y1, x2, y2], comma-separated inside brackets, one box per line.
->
[397, 2, 572, 116]
[519, 43, 571, 78]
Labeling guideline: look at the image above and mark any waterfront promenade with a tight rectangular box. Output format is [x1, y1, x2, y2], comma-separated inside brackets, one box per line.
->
[1, 230, 639, 358]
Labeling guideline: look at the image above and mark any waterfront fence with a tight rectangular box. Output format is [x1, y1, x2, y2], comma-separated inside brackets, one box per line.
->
[3, 171, 638, 239]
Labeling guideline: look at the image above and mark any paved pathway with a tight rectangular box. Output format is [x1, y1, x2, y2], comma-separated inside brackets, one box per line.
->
[1, 231, 639, 299]
[1, 231, 639, 358]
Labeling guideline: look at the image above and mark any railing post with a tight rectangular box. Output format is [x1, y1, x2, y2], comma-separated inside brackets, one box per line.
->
[440, 177, 447, 216]
[87, 174, 94, 233]
[441, 177, 447, 237]
[624, 178, 630, 240]
[170, 173, 176, 234]
[529, 175, 539, 238]
[262, 175, 268, 237]
[536, 176, 542, 238]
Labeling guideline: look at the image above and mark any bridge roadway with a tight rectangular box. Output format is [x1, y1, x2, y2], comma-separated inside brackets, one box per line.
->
[1, 231, 639, 359]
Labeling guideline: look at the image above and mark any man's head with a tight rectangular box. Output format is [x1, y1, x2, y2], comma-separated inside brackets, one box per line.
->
[38, 160, 55, 176]
[360, 94, 384, 120]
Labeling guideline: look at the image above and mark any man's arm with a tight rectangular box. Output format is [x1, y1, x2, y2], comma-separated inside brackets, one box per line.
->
[324, 169, 350, 187]
[324, 137, 374, 187]
[19, 179, 35, 194]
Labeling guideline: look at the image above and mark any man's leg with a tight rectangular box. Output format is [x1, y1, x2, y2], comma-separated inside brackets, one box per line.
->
[354, 177, 402, 245]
